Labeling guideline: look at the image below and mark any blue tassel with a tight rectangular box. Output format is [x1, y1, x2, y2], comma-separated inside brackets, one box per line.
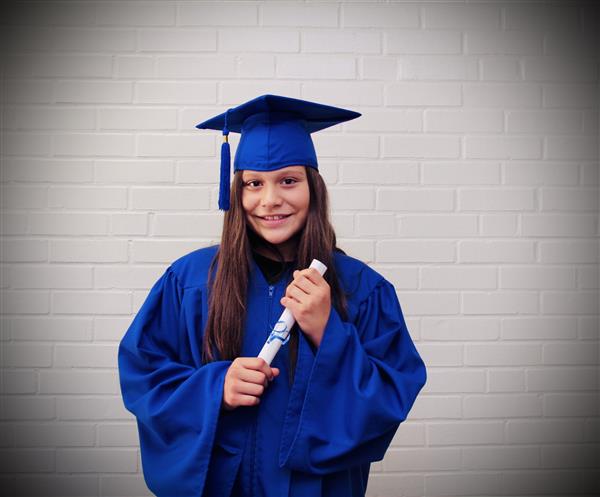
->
[218, 110, 231, 211]
[218, 136, 231, 210]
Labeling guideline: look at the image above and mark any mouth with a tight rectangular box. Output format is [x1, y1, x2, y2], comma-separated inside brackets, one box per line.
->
[257, 213, 292, 226]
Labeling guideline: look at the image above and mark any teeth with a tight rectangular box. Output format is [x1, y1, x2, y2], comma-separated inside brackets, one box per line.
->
[263, 215, 287, 220]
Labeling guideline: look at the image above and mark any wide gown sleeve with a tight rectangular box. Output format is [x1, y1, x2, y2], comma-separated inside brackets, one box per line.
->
[118, 267, 231, 497]
[279, 278, 426, 475]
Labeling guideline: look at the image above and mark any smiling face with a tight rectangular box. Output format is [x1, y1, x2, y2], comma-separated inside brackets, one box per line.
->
[241, 165, 310, 260]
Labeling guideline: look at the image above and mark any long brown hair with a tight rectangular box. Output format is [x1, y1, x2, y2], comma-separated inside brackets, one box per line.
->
[202, 166, 347, 380]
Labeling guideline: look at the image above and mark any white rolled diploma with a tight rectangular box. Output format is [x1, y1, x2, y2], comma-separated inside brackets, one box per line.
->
[257, 258, 328, 366]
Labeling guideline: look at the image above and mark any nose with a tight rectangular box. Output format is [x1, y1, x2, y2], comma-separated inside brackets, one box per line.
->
[261, 183, 282, 208]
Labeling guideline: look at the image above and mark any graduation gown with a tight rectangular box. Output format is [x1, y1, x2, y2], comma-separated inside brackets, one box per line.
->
[118, 245, 426, 497]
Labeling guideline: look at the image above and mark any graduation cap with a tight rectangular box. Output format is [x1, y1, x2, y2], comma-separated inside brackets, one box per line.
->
[195, 94, 361, 210]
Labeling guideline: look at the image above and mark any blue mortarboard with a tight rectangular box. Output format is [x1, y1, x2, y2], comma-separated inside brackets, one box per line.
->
[195, 94, 361, 210]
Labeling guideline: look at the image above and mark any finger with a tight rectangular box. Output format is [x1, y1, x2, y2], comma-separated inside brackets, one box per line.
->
[290, 275, 317, 295]
[240, 357, 273, 377]
[237, 368, 267, 385]
[299, 267, 324, 285]
[236, 394, 261, 407]
[236, 381, 265, 397]
[286, 285, 308, 304]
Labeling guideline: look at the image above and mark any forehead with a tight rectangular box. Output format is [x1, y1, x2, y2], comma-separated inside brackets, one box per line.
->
[241, 166, 306, 178]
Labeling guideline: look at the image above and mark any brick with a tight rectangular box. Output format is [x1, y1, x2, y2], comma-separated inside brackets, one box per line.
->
[525, 56, 598, 83]
[426, 110, 503, 132]
[385, 448, 461, 471]
[152, 213, 223, 237]
[464, 394, 542, 418]
[156, 55, 236, 78]
[578, 317, 598, 340]
[423, 4, 500, 28]
[48, 187, 127, 209]
[409, 395, 462, 420]
[95, 160, 174, 184]
[220, 28, 299, 52]
[542, 445, 599, 469]
[8, 265, 93, 290]
[464, 83, 541, 107]
[40, 370, 120, 395]
[387, 83, 461, 106]
[137, 134, 212, 158]
[237, 54, 276, 78]
[54, 344, 118, 368]
[424, 162, 500, 185]
[400, 55, 479, 80]
[502, 317, 576, 340]
[488, 369, 526, 392]
[1, 291, 49, 315]
[131, 240, 210, 263]
[302, 83, 385, 107]
[135, 82, 216, 104]
[277, 55, 356, 79]
[480, 214, 518, 236]
[577, 266, 599, 290]
[2, 186, 46, 209]
[94, 317, 135, 342]
[544, 393, 598, 417]
[390, 422, 425, 447]
[527, 367, 598, 392]
[1, 397, 55, 421]
[1, 213, 28, 235]
[95, 266, 164, 290]
[399, 292, 460, 316]
[11, 317, 92, 341]
[421, 317, 499, 341]
[507, 110, 582, 134]
[356, 213, 395, 236]
[54, 133, 134, 157]
[377, 241, 455, 263]
[30, 213, 109, 236]
[0, 449, 55, 472]
[459, 241, 535, 263]
[4, 132, 52, 156]
[56, 448, 137, 473]
[330, 213, 354, 238]
[14, 423, 95, 447]
[546, 135, 598, 160]
[58, 397, 131, 421]
[99, 108, 177, 131]
[400, 215, 479, 238]
[343, 4, 418, 28]
[504, 3, 580, 30]
[378, 189, 454, 211]
[463, 291, 538, 315]
[4, 80, 53, 104]
[132, 187, 210, 210]
[52, 291, 131, 315]
[463, 446, 540, 470]
[421, 266, 495, 289]
[383, 135, 460, 159]
[2, 159, 93, 183]
[504, 161, 578, 186]
[97, 423, 138, 447]
[316, 134, 378, 159]
[12, 107, 96, 131]
[507, 419, 584, 444]
[466, 136, 542, 159]
[114, 55, 155, 78]
[100, 475, 155, 497]
[303, 30, 379, 53]
[480, 56, 521, 81]
[499, 469, 597, 495]
[31, 55, 112, 78]
[366, 474, 423, 497]
[428, 422, 504, 446]
[341, 162, 418, 184]
[329, 188, 375, 210]
[539, 241, 598, 264]
[361, 57, 397, 80]
[465, 343, 541, 366]
[543, 83, 598, 108]
[55, 81, 132, 104]
[417, 344, 462, 367]
[110, 214, 148, 236]
[95, 3, 175, 26]
[466, 30, 542, 55]
[386, 31, 461, 54]
[1, 370, 37, 394]
[50, 240, 128, 263]
[500, 266, 576, 289]
[426, 370, 486, 393]
[337, 239, 374, 264]
[177, 2, 258, 26]
[12, 476, 99, 497]
[524, 214, 597, 237]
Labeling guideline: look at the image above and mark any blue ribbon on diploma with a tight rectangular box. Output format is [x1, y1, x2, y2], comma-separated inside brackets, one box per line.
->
[266, 320, 290, 346]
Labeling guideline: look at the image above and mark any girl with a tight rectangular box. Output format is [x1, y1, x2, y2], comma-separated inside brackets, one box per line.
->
[118, 95, 426, 497]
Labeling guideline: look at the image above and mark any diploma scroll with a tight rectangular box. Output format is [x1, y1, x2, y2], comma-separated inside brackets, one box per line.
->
[257, 259, 327, 366]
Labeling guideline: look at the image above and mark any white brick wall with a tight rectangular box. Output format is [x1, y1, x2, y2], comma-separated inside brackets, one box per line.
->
[1, 1, 598, 496]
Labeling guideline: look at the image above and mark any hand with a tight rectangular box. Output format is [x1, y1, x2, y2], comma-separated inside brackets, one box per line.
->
[222, 357, 280, 411]
[280, 268, 331, 348]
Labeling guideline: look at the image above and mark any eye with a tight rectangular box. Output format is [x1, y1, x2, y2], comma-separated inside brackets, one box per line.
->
[281, 177, 298, 185]
[244, 180, 261, 188]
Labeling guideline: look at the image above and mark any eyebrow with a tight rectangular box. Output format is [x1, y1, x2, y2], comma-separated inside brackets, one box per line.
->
[243, 169, 306, 181]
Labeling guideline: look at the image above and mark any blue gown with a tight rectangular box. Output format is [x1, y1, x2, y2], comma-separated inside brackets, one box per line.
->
[118, 245, 426, 497]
